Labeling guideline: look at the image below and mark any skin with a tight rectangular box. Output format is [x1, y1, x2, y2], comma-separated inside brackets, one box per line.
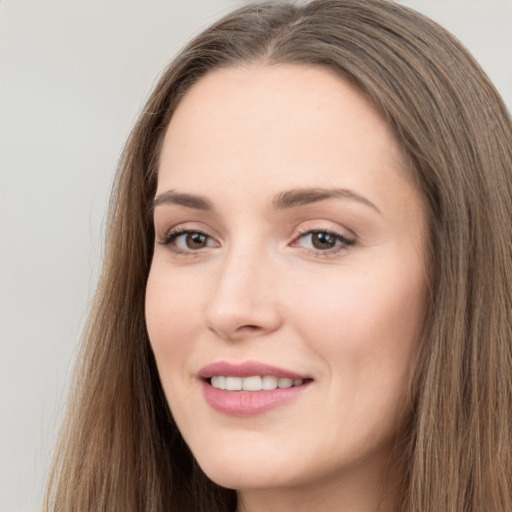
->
[145, 64, 427, 512]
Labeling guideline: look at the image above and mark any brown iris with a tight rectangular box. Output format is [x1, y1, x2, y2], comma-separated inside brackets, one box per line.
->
[311, 232, 338, 250]
[186, 232, 208, 249]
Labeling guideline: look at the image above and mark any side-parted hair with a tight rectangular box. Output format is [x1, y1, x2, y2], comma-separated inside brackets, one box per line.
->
[44, 1, 512, 511]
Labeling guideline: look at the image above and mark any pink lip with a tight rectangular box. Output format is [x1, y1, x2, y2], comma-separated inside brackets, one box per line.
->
[198, 361, 312, 417]
[198, 360, 308, 380]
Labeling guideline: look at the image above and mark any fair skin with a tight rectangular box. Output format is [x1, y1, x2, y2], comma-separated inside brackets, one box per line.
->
[145, 64, 427, 512]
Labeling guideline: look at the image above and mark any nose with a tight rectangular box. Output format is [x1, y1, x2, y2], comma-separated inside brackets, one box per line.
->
[205, 246, 282, 341]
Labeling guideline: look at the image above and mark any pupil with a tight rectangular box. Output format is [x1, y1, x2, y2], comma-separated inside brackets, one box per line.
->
[312, 232, 336, 250]
[187, 233, 206, 249]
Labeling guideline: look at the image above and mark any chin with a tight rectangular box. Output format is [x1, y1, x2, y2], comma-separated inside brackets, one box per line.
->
[200, 463, 292, 491]
[192, 443, 305, 491]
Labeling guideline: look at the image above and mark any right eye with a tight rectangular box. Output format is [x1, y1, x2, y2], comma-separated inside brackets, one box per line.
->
[159, 229, 219, 255]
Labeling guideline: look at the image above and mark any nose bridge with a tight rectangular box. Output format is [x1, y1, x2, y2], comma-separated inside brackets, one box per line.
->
[205, 238, 280, 339]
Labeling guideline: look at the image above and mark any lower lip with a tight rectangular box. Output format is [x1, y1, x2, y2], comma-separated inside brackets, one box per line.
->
[201, 381, 311, 417]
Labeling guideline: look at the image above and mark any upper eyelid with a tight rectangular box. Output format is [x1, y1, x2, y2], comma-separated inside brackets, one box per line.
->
[161, 226, 216, 243]
[157, 221, 355, 240]
[295, 221, 356, 241]
[296, 226, 353, 238]
[159, 222, 219, 239]
[293, 229, 356, 247]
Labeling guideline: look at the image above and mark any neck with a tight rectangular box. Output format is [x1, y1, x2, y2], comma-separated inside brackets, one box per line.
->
[236, 450, 404, 512]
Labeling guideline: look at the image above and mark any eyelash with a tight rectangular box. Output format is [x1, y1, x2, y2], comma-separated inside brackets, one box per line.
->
[158, 228, 215, 257]
[294, 228, 355, 256]
[158, 227, 355, 257]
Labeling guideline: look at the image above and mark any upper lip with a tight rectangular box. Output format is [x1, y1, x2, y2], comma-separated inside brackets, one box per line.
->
[198, 360, 310, 380]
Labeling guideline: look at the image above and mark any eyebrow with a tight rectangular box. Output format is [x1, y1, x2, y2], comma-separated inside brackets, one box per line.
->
[152, 190, 213, 211]
[152, 187, 380, 214]
[272, 187, 380, 213]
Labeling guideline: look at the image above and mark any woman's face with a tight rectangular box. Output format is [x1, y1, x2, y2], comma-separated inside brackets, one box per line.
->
[146, 64, 427, 497]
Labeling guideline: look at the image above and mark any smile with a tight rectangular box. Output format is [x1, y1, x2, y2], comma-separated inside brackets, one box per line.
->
[199, 361, 312, 416]
[210, 375, 304, 391]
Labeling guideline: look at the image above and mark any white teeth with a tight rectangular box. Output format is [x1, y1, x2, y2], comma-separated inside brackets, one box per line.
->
[277, 377, 293, 388]
[242, 376, 262, 391]
[210, 376, 226, 390]
[210, 375, 304, 391]
[262, 375, 278, 390]
[225, 376, 242, 391]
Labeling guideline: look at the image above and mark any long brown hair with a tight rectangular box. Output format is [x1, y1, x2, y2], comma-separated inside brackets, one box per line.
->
[44, 1, 512, 510]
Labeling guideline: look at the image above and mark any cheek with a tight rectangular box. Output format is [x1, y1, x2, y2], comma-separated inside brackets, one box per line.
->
[289, 259, 425, 396]
[295, 267, 423, 339]
[145, 263, 201, 369]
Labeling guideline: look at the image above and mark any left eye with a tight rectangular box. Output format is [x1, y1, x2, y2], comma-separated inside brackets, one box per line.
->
[295, 230, 355, 251]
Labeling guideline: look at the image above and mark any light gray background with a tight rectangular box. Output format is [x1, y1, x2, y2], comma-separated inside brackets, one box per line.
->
[1, 1, 510, 511]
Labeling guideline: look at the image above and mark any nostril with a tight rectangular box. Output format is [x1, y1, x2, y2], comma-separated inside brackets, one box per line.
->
[239, 325, 260, 331]
[231, 324, 264, 337]
[205, 298, 282, 340]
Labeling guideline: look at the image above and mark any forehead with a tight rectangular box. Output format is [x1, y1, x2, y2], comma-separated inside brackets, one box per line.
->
[157, 64, 417, 215]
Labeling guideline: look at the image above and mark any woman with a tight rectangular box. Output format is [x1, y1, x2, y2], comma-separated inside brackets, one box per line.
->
[44, 1, 512, 511]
